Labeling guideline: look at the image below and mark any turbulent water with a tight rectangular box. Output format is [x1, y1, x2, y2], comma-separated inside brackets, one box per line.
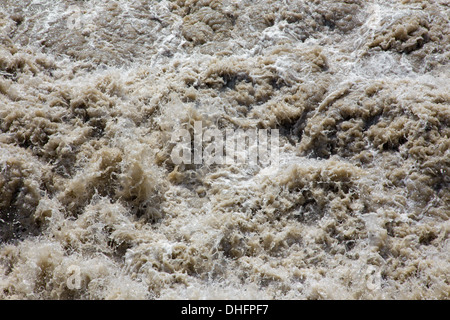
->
[0, 0, 449, 300]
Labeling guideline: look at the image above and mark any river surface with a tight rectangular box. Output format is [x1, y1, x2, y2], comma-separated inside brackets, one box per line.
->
[0, 0, 449, 299]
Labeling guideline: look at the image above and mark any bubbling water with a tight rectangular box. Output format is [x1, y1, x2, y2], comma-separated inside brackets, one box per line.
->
[0, 0, 448, 299]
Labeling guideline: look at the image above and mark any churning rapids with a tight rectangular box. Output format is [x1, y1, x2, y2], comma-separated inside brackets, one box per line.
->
[0, 0, 449, 299]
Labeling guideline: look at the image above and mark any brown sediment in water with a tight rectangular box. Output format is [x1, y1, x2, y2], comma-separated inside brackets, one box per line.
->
[0, 0, 448, 299]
